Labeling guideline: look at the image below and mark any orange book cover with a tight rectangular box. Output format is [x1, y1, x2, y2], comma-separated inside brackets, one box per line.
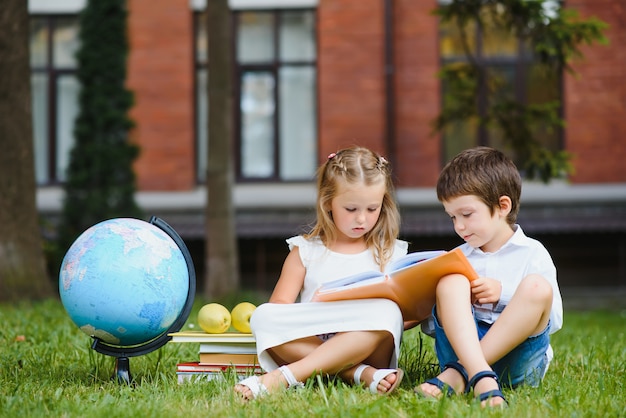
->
[312, 248, 478, 322]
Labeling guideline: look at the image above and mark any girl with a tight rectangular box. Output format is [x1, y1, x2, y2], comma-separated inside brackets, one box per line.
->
[235, 146, 407, 400]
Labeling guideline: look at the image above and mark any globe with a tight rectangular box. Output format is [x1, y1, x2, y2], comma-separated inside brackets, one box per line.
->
[59, 217, 191, 347]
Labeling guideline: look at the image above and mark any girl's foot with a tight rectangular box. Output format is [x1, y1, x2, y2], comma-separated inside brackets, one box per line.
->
[234, 368, 286, 401]
[353, 364, 404, 395]
[234, 365, 305, 401]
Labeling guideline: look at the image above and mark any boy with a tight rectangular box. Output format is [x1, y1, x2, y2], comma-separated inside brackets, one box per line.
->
[415, 147, 563, 407]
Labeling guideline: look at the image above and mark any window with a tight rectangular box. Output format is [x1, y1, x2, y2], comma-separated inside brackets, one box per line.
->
[194, 9, 317, 182]
[30, 15, 80, 185]
[438, 3, 562, 169]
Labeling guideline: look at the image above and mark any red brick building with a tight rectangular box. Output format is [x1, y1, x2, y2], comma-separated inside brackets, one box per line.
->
[117, 0, 626, 190]
[32, 0, 626, 290]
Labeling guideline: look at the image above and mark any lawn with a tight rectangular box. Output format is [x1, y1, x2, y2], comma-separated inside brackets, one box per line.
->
[1, 298, 624, 417]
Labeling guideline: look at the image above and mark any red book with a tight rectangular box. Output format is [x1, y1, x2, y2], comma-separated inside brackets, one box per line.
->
[176, 362, 263, 384]
[177, 361, 262, 373]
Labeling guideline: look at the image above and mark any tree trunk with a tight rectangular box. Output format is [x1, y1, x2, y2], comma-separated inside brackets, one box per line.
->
[0, 0, 53, 301]
[205, 0, 240, 298]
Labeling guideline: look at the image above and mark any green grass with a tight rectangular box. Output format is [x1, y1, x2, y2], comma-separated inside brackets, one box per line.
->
[1, 299, 625, 418]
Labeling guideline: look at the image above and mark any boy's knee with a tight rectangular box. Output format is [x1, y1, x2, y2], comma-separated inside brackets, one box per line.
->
[519, 274, 553, 303]
[437, 273, 471, 293]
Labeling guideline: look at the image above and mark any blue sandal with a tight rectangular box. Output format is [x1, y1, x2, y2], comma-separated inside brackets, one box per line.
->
[468, 370, 508, 407]
[415, 361, 468, 397]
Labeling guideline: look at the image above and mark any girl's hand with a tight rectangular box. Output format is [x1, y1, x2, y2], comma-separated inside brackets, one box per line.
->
[470, 277, 502, 305]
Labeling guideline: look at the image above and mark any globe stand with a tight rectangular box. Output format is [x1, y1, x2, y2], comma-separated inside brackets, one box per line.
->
[89, 216, 196, 385]
[89, 338, 136, 385]
[113, 357, 132, 385]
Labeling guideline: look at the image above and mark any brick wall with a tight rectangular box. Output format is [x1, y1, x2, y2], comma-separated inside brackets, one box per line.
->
[317, 0, 442, 187]
[317, 0, 387, 161]
[318, 0, 625, 186]
[393, 0, 440, 187]
[123, 0, 624, 191]
[127, 0, 196, 191]
[565, 0, 626, 183]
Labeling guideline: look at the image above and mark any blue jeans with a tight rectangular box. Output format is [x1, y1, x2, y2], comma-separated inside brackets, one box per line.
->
[432, 306, 550, 388]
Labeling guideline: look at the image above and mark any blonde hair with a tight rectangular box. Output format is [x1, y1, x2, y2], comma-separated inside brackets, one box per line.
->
[305, 146, 400, 270]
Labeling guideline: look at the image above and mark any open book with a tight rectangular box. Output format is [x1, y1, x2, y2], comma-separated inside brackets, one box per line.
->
[311, 248, 478, 322]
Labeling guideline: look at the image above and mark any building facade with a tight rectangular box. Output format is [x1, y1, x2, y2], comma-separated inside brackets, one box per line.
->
[31, 0, 626, 291]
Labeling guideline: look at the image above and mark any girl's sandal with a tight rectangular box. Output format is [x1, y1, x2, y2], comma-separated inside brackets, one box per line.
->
[278, 365, 305, 389]
[468, 370, 508, 408]
[353, 364, 404, 395]
[235, 365, 303, 401]
[236, 376, 268, 400]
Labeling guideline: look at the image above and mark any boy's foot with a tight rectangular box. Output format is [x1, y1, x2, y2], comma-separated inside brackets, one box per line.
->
[353, 364, 403, 395]
[414, 362, 468, 399]
[469, 370, 507, 408]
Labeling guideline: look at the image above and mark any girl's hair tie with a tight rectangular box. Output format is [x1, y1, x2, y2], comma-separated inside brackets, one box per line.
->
[376, 156, 388, 171]
[327, 152, 337, 159]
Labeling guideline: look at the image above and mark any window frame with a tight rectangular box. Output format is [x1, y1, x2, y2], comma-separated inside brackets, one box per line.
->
[193, 8, 318, 184]
[30, 14, 80, 185]
[234, 8, 318, 183]
[438, 10, 564, 168]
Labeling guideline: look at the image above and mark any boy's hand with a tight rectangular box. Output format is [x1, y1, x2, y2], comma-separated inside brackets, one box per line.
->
[470, 277, 502, 305]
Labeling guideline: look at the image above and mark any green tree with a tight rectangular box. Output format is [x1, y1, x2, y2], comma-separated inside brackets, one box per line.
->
[434, 0, 607, 182]
[204, 0, 241, 298]
[57, 0, 142, 262]
[0, 0, 53, 301]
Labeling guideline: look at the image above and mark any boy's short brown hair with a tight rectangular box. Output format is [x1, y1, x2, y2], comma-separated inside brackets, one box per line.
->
[436, 147, 522, 225]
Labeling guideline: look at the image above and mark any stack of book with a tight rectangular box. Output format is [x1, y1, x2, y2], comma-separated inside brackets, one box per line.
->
[168, 331, 262, 383]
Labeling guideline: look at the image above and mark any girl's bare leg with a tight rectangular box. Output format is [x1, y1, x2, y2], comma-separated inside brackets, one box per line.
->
[234, 330, 398, 398]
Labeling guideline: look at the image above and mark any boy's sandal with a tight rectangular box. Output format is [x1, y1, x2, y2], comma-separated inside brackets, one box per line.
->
[354, 364, 404, 395]
[414, 361, 468, 398]
[468, 370, 508, 407]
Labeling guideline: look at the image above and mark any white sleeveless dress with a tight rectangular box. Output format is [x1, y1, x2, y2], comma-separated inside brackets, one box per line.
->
[250, 236, 407, 372]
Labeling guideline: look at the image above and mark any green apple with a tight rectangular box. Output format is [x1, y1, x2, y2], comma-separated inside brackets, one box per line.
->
[197, 303, 231, 334]
[231, 302, 256, 333]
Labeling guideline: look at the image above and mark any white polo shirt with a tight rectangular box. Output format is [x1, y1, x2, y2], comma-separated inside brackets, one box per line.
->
[459, 224, 563, 335]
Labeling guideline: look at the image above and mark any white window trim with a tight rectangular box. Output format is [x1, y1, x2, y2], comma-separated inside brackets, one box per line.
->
[29, 0, 86, 13]
[30, 0, 317, 13]
[192, 0, 317, 11]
